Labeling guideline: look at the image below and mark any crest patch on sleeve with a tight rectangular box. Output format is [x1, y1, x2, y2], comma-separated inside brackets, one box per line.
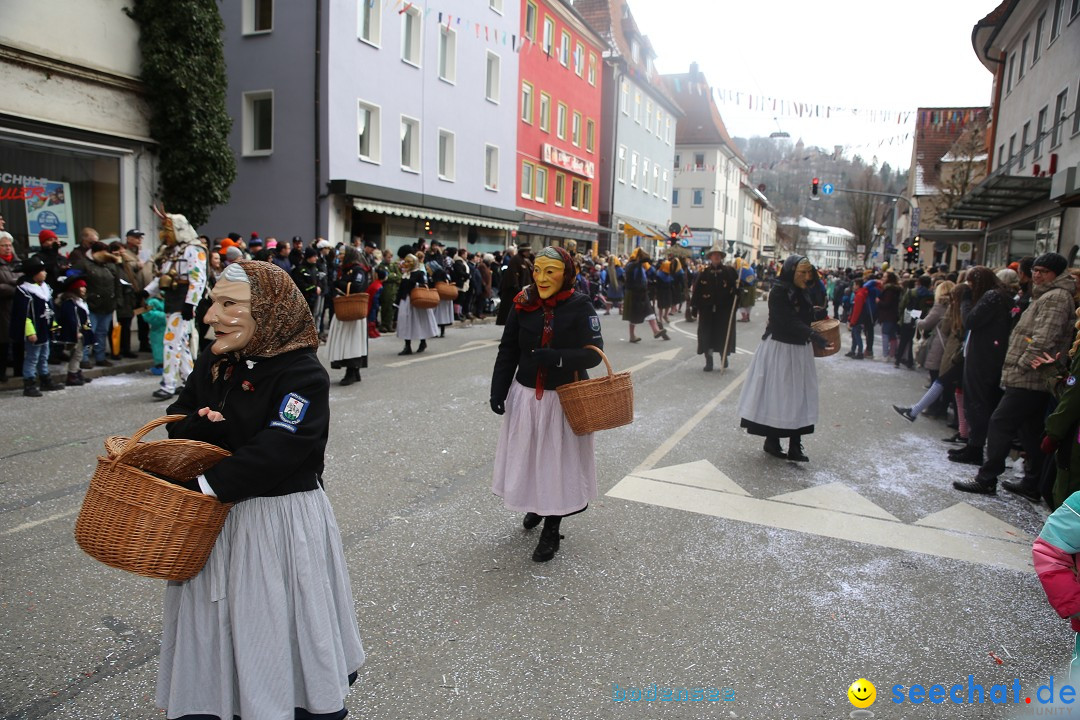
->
[589, 316, 601, 332]
[270, 392, 310, 432]
[1068, 375, 1077, 387]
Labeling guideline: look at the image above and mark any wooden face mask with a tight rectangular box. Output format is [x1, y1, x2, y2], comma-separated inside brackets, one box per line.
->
[204, 274, 255, 355]
[533, 256, 565, 299]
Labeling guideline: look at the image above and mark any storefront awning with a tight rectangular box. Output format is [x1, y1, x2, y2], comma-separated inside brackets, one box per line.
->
[519, 212, 612, 243]
[621, 221, 650, 238]
[353, 199, 518, 232]
[942, 174, 1053, 222]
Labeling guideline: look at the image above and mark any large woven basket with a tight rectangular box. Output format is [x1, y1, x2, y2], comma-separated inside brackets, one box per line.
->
[333, 282, 370, 321]
[76, 415, 232, 581]
[410, 286, 440, 309]
[811, 318, 841, 358]
[557, 345, 634, 436]
[435, 281, 459, 300]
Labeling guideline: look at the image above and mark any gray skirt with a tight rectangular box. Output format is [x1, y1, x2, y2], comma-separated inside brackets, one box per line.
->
[156, 488, 365, 720]
[737, 338, 819, 437]
[396, 297, 438, 341]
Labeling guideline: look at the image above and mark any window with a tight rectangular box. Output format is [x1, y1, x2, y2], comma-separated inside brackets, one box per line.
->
[244, 0, 273, 33]
[645, 100, 653, 132]
[243, 90, 273, 155]
[617, 145, 627, 183]
[574, 42, 584, 76]
[630, 40, 640, 63]
[539, 92, 550, 132]
[662, 170, 669, 201]
[485, 52, 501, 103]
[655, 109, 662, 136]
[1007, 53, 1015, 93]
[691, 188, 704, 207]
[358, 0, 381, 45]
[694, 153, 705, 169]
[1074, 79, 1080, 135]
[641, 159, 650, 191]
[1034, 12, 1045, 63]
[571, 112, 581, 146]
[357, 100, 381, 163]
[1020, 121, 1030, 168]
[570, 178, 583, 210]
[525, 1, 537, 39]
[438, 129, 454, 180]
[997, 144, 1005, 169]
[665, 116, 672, 144]
[400, 116, 420, 172]
[1008, 133, 1016, 163]
[401, 5, 421, 66]
[1074, 0, 1080, 20]
[653, 165, 659, 196]
[489, 0, 502, 12]
[1053, 88, 1069, 147]
[556, 102, 567, 139]
[588, 54, 597, 85]
[1019, 35, 1028, 79]
[630, 151, 639, 187]
[674, 153, 681, 169]
[560, 31, 570, 67]
[582, 182, 592, 213]
[672, 188, 679, 206]
[535, 167, 547, 203]
[620, 81, 629, 115]
[554, 172, 565, 206]
[1036, 106, 1048, 157]
[543, 17, 554, 55]
[521, 82, 533, 124]
[634, 92, 641, 123]
[586, 118, 595, 153]
[485, 145, 499, 190]
[521, 160, 534, 199]
[1051, 0, 1064, 41]
[438, 26, 457, 82]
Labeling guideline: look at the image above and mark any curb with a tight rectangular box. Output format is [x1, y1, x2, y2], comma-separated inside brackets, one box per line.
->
[0, 357, 156, 393]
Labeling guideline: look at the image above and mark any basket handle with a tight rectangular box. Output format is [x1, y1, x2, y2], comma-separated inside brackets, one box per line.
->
[115, 414, 187, 462]
[570, 345, 615, 383]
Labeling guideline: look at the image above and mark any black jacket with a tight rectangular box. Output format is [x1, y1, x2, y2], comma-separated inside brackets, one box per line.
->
[166, 348, 329, 503]
[763, 282, 825, 347]
[491, 292, 604, 403]
[397, 269, 429, 300]
[963, 288, 1013, 387]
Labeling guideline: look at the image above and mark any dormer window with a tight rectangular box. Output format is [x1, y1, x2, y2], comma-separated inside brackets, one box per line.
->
[631, 40, 640, 63]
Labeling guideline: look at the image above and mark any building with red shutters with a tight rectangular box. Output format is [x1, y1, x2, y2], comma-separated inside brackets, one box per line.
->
[515, 0, 606, 253]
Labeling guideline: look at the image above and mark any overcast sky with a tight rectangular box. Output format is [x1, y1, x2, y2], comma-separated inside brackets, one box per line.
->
[630, 0, 997, 169]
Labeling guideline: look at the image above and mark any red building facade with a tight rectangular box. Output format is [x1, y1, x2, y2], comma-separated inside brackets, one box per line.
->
[516, 0, 605, 251]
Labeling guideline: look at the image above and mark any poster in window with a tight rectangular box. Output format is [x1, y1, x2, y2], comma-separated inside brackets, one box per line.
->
[24, 180, 72, 242]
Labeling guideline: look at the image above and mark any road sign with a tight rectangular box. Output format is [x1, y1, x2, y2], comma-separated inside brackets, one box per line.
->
[679, 225, 693, 239]
[668, 222, 681, 235]
[822, 183, 835, 196]
[856, 244, 866, 254]
[678, 239, 689, 248]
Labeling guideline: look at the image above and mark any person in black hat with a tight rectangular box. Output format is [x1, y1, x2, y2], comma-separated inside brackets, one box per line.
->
[11, 256, 64, 396]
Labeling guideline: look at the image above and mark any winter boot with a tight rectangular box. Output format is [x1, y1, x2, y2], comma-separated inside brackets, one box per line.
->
[66, 372, 84, 386]
[417, 339, 428, 353]
[23, 377, 42, 397]
[522, 512, 542, 530]
[703, 353, 714, 372]
[78, 370, 92, 384]
[340, 367, 360, 386]
[787, 437, 809, 462]
[398, 341, 413, 356]
[39, 374, 64, 391]
[763, 436, 786, 459]
[532, 516, 563, 562]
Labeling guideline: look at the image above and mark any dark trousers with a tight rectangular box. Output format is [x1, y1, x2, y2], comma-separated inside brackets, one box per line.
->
[118, 315, 134, 355]
[859, 317, 875, 354]
[975, 387, 1051, 487]
[137, 314, 150, 351]
[963, 373, 1004, 448]
[895, 323, 916, 366]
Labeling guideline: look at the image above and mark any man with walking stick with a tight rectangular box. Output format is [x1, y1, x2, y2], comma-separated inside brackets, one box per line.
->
[690, 245, 738, 372]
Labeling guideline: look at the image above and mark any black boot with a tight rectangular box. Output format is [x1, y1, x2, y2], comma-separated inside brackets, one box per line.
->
[948, 445, 984, 466]
[417, 339, 427, 353]
[340, 367, 359, 386]
[66, 372, 83, 386]
[23, 377, 42, 397]
[763, 436, 786, 459]
[787, 435, 809, 462]
[522, 512, 542, 529]
[1001, 479, 1041, 502]
[39, 374, 64, 391]
[439, 326, 446, 338]
[398, 341, 413, 356]
[703, 353, 714, 372]
[532, 516, 563, 562]
[952, 478, 996, 495]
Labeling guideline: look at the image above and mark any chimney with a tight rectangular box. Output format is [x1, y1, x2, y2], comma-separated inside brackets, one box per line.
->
[689, 62, 699, 80]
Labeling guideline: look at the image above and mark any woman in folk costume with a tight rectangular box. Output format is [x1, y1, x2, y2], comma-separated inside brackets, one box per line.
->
[622, 247, 669, 343]
[395, 253, 437, 355]
[737, 255, 834, 462]
[429, 258, 455, 338]
[326, 246, 369, 386]
[735, 256, 757, 322]
[691, 246, 739, 372]
[160, 261, 364, 720]
[490, 246, 604, 563]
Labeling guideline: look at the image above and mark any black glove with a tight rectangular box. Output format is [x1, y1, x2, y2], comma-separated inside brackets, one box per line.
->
[181, 303, 195, 321]
[490, 398, 505, 415]
[531, 348, 562, 367]
[809, 331, 827, 348]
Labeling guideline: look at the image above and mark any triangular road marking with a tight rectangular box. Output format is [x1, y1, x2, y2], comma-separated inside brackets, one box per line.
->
[632, 459, 750, 496]
[914, 502, 1033, 543]
[769, 483, 900, 521]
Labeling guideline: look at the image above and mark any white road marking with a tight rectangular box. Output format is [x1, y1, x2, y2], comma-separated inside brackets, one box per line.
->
[668, 319, 753, 354]
[634, 459, 750, 496]
[769, 482, 900, 521]
[2, 507, 79, 535]
[622, 347, 681, 374]
[914, 502, 1034, 543]
[386, 339, 500, 367]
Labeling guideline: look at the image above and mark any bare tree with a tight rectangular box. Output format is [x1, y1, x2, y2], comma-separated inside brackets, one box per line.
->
[845, 168, 881, 265]
[926, 118, 989, 230]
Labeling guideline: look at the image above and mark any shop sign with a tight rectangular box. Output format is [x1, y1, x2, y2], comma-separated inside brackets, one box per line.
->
[541, 144, 595, 179]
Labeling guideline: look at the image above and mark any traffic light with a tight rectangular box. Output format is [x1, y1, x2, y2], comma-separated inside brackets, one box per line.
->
[913, 235, 921, 254]
[669, 230, 677, 247]
[811, 178, 820, 196]
[905, 245, 915, 262]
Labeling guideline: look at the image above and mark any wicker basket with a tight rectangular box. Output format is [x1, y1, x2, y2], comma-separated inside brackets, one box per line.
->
[811, 318, 841, 358]
[435, 281, 459, 301]
[76, 415, 232, 581]
[410, 286, 440, 309]
[557, 345, 634, 436]
[333, 282, 370, 321]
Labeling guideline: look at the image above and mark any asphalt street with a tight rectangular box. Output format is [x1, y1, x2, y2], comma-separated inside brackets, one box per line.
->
[0, 307, 1071, 719]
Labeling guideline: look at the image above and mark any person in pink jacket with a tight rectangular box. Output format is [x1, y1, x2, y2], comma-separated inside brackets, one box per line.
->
[1034, 491, 1080, 636]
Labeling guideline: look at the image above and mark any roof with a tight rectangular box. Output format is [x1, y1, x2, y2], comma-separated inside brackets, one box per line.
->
[779, 216, 855, 237]
[971, 0, 1017, 70]
[662, 67, 745, 164]
[912, 107, 990, 196]
[573, 0, 682, 114]
[943, 174, 1052, 221]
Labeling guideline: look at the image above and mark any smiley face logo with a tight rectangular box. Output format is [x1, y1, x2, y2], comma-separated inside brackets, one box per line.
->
[847, 678, 876, 708]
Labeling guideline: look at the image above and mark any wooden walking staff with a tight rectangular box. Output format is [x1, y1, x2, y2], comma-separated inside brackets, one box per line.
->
[719, 265, 741, 375]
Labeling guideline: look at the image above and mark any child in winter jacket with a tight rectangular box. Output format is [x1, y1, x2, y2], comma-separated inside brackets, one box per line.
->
[366, 268, 384, 338]
[10, 257, 61, 396]
[143, 296, 166, 375]
[1033, 491, 1080, 675]
[55, 273, 94, 386]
